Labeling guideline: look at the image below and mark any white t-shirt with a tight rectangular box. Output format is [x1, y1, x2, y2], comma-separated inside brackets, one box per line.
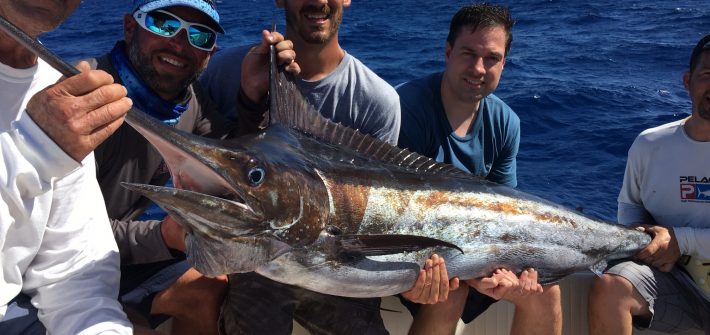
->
[618, 118, 710, 259]
[0, 58, 132, 334]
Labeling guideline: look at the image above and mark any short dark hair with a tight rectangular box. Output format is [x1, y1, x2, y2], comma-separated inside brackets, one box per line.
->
[446, 3, 514, 55]
[689, 33, 710, 72]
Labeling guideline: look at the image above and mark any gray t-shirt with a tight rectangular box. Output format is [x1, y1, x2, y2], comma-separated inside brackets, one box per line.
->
[200, 46, 401, 144]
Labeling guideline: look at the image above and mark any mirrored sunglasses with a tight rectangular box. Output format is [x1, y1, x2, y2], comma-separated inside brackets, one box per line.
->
[133, 9, 217, 51]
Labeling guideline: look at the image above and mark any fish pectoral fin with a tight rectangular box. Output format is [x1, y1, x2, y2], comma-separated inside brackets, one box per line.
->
[334, 234, 463, 257]
[589, 260, 608, 277]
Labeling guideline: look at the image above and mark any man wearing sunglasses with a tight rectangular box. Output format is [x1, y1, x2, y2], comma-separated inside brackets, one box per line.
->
[86, 0, 234, 333]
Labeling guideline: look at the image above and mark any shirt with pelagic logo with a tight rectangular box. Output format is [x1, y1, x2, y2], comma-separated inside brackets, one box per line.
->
[617, 118, 710, 261]
[679, 175, 710, 203]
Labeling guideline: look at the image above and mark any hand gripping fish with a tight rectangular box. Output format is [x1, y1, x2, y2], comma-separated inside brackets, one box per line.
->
[120, 47, 651, 298]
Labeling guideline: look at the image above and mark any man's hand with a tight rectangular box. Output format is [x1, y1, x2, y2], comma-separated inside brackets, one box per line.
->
[25, 61, 131, 161]
[240, 30, 300, 104]
[635, 224, 681, 272]
[161, 216, 187, 252]
[465, 268, 544, 302]
[402, 254, 460, 304]
[465, 268, 518, 300]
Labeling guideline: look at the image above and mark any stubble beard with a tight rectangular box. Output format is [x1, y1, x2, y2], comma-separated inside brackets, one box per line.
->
[697, 99, 710, 121]
[286, 6, 342, 45]
[127, 35, 199, 100]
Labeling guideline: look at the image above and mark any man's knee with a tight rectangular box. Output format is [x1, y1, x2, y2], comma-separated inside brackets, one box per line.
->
[191, 274, 229, 303]
[590, 273, 630, 303]
[540, 283, 561, 303]
[589, 273, 649, 316]
[441, 285, 470, 318]
[152, 270, 228, 318]
[540, 284, 562, 317]
[419, 285, 469, 323]
[518, 283, 561, 310]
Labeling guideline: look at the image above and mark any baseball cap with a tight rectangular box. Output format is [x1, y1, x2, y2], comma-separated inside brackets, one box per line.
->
[133, 0, 225, 33]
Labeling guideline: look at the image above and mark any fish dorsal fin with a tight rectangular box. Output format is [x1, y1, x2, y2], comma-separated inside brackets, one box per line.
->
[267, 46, 471, 178]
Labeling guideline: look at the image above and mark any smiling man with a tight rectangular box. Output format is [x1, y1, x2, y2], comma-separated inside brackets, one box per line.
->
[396, 4, 562, 335]
[200, 0, 411, 334]
[88, 0, 237, 333]
[201, 0, 400, 143]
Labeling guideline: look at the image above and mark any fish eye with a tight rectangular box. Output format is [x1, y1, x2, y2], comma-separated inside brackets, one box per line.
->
[247, 167, 266, 186]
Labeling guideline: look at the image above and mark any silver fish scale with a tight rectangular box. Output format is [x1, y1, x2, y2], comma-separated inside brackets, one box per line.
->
[347, 185, 638, 280]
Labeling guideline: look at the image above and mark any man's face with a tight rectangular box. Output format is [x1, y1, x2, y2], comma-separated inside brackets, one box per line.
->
[685, 52, 710, 122]
[0, 0, 81, 35]
[124, 6, 214, 100]
[277, 0, 351, 44]
[442, 25, 507, 105]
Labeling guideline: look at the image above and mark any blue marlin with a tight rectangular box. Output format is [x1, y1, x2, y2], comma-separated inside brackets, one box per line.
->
[121, 48, 651, 298]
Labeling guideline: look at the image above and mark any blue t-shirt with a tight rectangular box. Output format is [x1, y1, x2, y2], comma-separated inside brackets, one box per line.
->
[397, 72, 520, 187]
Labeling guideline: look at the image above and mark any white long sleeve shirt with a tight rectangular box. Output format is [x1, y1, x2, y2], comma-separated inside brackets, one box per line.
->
[617, 118, 710, 259]
[0, 59, 132, 334]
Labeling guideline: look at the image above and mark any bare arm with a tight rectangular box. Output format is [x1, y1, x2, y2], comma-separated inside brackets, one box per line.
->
[235, 31, 301, 136]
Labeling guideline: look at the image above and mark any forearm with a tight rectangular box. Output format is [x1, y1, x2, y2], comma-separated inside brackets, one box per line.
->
[235, 87, 268, 136]
[111, 218, 173, 265]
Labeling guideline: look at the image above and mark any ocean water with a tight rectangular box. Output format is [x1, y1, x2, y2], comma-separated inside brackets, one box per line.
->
[42, 1, 708, 221]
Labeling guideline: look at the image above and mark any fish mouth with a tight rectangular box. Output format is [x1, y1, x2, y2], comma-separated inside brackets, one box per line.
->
[124, 111, 250, 208]
[119, 183, 289, 276]
[121, 183, 265, 238]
